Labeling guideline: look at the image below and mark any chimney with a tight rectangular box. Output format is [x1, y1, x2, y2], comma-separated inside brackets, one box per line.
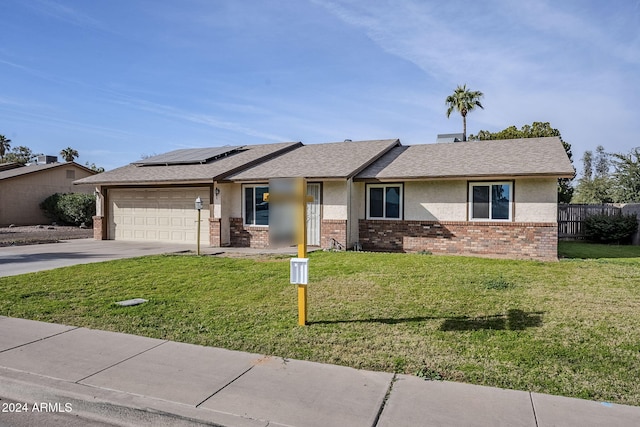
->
[37, 155, 58, 164]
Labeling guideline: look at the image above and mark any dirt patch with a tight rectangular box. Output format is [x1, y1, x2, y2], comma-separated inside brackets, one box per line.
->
[0, 225, 93, 247]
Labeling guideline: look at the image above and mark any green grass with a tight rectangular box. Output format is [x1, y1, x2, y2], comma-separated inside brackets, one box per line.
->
[559, 240, 640, 259]
[1, 246, 640, 406]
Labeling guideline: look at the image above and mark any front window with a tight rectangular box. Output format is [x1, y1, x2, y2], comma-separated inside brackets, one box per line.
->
[367, 184, 403, 219]
[469, 182, 512, 221]
[244, 185, 269, 226]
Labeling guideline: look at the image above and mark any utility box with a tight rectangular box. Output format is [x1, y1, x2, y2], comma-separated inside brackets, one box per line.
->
[290, 258, 309, 285]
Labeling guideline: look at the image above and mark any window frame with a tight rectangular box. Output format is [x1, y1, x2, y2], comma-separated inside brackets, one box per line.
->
[243, 184, 269, 227]
[366, 183, 404, 220]
[468, 181, 513, 221]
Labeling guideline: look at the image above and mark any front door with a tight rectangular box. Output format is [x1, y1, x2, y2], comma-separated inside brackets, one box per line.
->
[307, 183, 321, 246]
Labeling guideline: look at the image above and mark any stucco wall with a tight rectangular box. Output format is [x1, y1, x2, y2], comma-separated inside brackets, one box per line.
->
[513, 178, 558, 222]
[349, 181, 365, 246]
[401, 178, 558, 223]
[404, 181, 467, 221]
[0, 165, 94, 226]
[228, 182, 245, 219]
[323, 181, 348, 220]
[214, 182, 236, 246]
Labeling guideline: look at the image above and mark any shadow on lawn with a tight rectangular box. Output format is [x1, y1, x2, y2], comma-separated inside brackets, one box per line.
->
[309, 309, 544, 331]
[440, 309, 544, 331]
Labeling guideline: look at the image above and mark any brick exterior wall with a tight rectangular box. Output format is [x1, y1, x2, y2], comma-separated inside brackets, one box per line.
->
[92, 215, 106, 240]
[358, 219, 558, 260]
[229, 217, 269, 248]
[321, 219, 347, 250]
[209, 218, 221, 247]
[227, 217, 348, 250]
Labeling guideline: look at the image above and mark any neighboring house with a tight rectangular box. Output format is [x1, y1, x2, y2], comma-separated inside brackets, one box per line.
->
[0, 158, 97, 226]
[76, 137, 574, 260]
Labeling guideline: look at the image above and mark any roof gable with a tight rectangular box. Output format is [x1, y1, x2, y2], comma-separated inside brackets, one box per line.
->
[0, 162, 96, 181]
[356, 137, 575, 180]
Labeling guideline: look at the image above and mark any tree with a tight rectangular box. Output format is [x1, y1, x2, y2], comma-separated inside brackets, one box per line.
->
[85, 162, 105, 173]
[4, 146, 38, 165]
[594, 145, 610, 178]
[581, 150, 593, 182]
[445, 84, 484, 142]
[60, 147, 79, 162]
[610, 147, 640, 202]
[573, 146, 614, 204]
[0, 134, 11, 162]
[469, 122, 575, 203]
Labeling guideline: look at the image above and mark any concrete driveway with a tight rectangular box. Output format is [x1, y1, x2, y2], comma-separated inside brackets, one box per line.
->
[0, 239, 198, 277]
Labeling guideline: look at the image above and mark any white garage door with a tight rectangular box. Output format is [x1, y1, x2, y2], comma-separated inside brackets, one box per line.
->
[109, 188, 210, 244]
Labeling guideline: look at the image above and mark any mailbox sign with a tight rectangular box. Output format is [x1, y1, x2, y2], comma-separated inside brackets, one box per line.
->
[290, 258, 309, 285]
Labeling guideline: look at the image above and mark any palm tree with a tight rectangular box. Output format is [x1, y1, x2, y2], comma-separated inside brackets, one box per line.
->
[445, 85, 484, 141]
[0, 135, 11, 162]
[60, 147, 79, 162]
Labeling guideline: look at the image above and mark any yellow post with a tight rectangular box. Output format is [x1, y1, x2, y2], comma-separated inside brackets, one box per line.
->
[297, 177, 308, 326]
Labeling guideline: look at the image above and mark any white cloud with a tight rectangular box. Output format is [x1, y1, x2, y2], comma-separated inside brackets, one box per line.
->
[313, 0, 640, 158]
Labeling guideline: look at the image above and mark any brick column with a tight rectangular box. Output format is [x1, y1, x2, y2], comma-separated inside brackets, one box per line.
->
[209, 218, 221, 247]
[92, 216, 106, 240]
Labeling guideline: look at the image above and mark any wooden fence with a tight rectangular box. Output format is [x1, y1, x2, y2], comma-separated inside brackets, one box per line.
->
[557, 204, 621, 239]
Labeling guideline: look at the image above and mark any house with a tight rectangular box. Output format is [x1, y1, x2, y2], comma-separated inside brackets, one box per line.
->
[75, 137, 574, 260]
[0, 158, 97, 226]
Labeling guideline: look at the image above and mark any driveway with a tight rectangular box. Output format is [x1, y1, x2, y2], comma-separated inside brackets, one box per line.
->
[0, 239, 197, 277]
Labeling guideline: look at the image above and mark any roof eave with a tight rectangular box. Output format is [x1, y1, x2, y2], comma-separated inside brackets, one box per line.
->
[76, 178, 216, 187]
[354, 172, 575, 182]
[222, 175, 350, 183]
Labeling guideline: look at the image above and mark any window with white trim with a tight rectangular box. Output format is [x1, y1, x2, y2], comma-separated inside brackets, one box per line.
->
[469, 182, 512, 221]
[366, 184, 403, 219]
[244, 185, 269, 226]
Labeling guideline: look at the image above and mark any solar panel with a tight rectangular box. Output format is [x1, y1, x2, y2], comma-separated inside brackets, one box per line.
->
[133, 146, 244, 166]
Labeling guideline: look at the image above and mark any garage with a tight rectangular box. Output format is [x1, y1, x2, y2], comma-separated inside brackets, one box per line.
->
[108, 187, 210, 244]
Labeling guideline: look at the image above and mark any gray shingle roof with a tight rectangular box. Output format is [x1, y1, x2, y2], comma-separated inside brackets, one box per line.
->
[226, 139, 400, 181]
[355, 137, 575, 180]
[74, 142, 301, 185]
[0, 162, 94, 181]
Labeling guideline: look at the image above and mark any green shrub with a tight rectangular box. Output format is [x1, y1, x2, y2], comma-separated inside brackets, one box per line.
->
[584, 213, 638, 244]
[40, 193, 96, 226]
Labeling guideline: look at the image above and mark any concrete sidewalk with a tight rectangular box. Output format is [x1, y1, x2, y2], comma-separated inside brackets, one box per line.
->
[0, 317, 638, 426]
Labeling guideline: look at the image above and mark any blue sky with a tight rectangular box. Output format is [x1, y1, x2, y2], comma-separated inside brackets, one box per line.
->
[1, 0, 639, 172]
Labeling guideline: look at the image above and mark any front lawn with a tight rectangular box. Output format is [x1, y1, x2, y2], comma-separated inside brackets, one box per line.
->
[1, 247, 639, 405]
